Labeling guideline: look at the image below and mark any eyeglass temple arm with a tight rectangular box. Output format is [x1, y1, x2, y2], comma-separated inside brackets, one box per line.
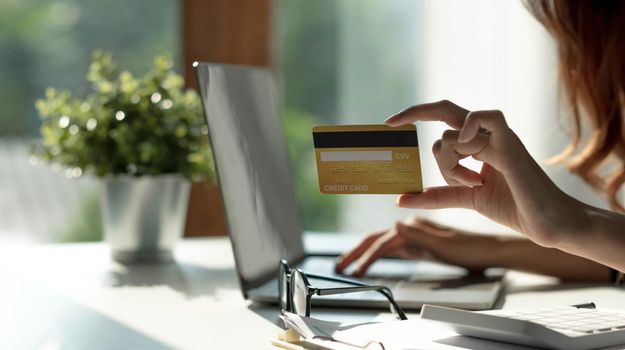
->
[315, 285, 408, 320]
[305, 273, 368, 286]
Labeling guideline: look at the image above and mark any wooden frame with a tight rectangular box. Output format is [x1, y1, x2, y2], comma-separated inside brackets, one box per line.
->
[181, 0, 272, 236]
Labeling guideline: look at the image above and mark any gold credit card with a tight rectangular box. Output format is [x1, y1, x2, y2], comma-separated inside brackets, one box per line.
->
[313, 124, 423, 194]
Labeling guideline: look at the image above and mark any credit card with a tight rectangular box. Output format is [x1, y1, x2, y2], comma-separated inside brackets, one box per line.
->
[312, 124, 423, 194]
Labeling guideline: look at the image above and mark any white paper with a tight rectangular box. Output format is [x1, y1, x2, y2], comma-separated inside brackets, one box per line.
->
[280, 312, 462, 350]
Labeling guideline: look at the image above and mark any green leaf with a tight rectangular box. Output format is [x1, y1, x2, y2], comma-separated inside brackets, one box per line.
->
[33, 50, 215, 183]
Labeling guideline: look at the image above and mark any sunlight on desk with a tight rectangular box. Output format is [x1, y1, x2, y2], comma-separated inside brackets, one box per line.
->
[0, 239, 278, 349]
[1, 237, 624, 350]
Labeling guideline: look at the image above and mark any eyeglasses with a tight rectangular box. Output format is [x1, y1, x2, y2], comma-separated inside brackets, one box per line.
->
[278, 260, 407, 320]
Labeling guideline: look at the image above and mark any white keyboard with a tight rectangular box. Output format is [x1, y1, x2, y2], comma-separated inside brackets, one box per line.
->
[421, 304, 625, 350]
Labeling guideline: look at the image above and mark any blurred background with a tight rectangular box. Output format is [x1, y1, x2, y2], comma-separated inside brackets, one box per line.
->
[0, 0, 608, 245]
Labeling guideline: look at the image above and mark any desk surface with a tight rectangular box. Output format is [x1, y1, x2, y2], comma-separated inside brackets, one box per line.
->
[2, 235, 625, 350]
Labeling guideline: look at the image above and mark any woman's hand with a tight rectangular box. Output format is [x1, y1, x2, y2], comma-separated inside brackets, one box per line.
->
[335, 217, 501, 277]
[385, 100, 585, 248]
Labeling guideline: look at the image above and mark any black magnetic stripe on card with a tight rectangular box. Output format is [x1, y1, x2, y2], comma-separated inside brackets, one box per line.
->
[313, 130, 418, 148]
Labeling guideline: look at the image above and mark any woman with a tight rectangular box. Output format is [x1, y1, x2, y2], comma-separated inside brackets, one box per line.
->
[335, 0, 625, 283]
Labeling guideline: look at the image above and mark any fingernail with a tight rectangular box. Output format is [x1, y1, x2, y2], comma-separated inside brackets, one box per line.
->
[396, 194, 415, 207]
[462, 179, 482, 188]
[472, 176, 484, 185]
[384, 115, 399, 125]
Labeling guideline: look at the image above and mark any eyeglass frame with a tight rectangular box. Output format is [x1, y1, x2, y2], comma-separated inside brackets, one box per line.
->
[278, 259, 407, 320]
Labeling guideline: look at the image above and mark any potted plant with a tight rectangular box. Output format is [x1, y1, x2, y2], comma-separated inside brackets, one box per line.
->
[33, 50, 215, 263]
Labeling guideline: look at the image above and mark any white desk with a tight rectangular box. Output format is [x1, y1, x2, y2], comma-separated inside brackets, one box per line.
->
[2, 236, 625, 350]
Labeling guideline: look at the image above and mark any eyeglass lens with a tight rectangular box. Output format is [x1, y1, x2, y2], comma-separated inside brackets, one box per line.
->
[291, 270, 309, 317]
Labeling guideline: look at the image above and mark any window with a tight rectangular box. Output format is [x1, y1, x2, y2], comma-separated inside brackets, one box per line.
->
[0, 0, 179, 243]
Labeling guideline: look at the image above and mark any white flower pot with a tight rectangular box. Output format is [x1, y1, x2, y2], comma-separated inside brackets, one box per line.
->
[100, 174, 190, 263]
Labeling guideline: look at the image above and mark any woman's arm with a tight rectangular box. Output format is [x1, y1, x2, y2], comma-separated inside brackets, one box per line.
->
[550, 201, 625, 274]
[496, 235, 612, 282]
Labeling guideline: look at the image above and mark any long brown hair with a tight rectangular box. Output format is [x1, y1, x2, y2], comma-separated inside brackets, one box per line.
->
[525, 0, 625, 211]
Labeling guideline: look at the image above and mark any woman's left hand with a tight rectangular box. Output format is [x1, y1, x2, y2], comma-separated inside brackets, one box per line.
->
[335, 217, 500, 277]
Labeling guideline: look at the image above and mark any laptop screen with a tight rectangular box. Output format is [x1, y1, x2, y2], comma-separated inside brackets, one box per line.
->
[194, 62, 305, 288]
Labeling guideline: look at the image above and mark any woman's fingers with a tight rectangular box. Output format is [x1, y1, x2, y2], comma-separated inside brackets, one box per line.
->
[396, 221, 439, 245]
[434, 130, 490, 187]
[397, 186, 475, 210]
[438, 130, 482, 186]
[405, 216, 453, 233]
[385, 100, 469, 129]
[386, 101, 514, 181]
[395, 246, 427, 260]
[406, 218, 456, 238]
[459, 110, 508, 145]
[352, 228, 407, 277]
[388, 222, 446, 262]
[336, 219, 471, 277]
[457, 110, 523, 173]
[335, 231, 385, 273]
[336, 221, 444, 276]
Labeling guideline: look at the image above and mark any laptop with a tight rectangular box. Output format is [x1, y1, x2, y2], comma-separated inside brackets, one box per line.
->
[193, 62, 503, 310]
